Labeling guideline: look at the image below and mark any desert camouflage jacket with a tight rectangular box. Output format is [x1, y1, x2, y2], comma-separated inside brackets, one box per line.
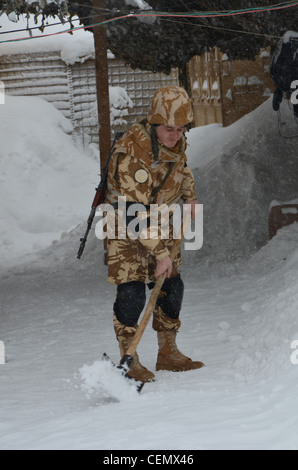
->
[106, 120, 197, 260]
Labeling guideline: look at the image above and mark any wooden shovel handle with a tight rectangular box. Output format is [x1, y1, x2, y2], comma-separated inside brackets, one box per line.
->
[125, 212, 192, 357]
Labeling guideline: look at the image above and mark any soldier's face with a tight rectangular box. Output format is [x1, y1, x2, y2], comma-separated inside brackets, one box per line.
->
[155, 125, 185, 149]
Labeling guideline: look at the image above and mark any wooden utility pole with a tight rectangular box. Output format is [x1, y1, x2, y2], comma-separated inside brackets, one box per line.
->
[92, 0, 111, 171]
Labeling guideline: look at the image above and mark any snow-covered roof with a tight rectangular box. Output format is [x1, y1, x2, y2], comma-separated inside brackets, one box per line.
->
[124, 0, 151, 9]
[0, 14, 103, 65]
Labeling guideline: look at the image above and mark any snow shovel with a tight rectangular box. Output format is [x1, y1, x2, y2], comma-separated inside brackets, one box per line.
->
[103, 211, 192, 393]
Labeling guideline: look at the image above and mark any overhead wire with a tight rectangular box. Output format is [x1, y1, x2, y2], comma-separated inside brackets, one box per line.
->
[138, 1, 298, 16]
[0, 1, 297, 43]
[0, 14, 94, 35]
[158, 16, 284, 40]
[0, 15, 285, 42]
[85, 0, 298, 15]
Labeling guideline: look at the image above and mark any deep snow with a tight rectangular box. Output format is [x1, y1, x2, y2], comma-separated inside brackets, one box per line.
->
[1, 93, 298, 450]
[0, 95, 100, 267]
[186, 98, 298, 265]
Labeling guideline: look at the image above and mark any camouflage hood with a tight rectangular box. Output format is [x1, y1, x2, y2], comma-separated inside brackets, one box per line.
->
[147, 86, 194, 127]
[113, 120, 187, 167]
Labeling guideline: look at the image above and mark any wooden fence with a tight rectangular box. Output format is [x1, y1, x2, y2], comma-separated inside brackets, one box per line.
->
[187, 47, 274, 128]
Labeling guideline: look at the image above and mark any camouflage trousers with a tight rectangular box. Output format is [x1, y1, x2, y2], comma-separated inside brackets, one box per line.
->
[106, 233, 181, 285]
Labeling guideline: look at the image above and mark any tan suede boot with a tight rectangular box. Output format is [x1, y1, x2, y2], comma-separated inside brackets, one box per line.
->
[113, 314, 155, 383]
[153, 307, 205, 372]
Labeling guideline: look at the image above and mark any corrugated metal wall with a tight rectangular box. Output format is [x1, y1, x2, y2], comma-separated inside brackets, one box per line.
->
[0, 51, 179, 147]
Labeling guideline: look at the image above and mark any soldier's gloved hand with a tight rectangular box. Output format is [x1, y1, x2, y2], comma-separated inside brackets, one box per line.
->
[155, 256, 173, 279]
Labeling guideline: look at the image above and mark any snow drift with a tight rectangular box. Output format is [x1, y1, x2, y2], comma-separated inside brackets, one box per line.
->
[186, 98, 298, 264]
[0, 95, 99, 266]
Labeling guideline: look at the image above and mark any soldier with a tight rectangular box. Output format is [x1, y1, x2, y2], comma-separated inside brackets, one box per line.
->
[105, 86, 204, 382]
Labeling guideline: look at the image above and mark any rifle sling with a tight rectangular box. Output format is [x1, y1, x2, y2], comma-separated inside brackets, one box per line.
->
[151, 162, 174, 196]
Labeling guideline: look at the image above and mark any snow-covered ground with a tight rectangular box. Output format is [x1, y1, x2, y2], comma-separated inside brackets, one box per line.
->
[1, 92, 298, 450]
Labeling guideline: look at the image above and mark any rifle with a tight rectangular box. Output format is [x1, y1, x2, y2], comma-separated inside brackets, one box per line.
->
[77, 131, 124, 260]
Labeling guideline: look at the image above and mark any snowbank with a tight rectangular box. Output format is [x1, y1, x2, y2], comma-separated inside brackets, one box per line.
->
[186, 98, 298, 264]
[0, 95, 99, 266]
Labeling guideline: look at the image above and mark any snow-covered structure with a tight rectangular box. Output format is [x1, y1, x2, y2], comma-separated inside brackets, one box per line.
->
[0, 16, 179, 147]
[0, 49, 179, 146]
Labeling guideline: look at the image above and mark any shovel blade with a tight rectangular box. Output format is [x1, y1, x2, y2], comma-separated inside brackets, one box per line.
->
[102, 353, 144, 393]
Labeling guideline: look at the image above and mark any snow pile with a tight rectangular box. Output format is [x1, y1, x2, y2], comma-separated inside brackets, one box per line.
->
[0, 94, 99, 266]
[124, 0, 155, 25]
[79, 359, 141, 401]
[109, 86, 133, 127]
[186, 98, 298, 264]
[235, 226, 298, 382]
[125, 0, 152, 9]
[59, 32, 95, 65]
[74, 85, 133, 134]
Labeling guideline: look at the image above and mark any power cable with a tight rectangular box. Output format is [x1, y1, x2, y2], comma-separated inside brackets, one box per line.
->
[0, 14, 94, 35]
[0, 2, 297, 43]
[159, 17, 284, 40]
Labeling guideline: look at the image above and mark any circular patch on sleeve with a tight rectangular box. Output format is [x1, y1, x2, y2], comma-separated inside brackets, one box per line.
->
[134, 169, 149, 184]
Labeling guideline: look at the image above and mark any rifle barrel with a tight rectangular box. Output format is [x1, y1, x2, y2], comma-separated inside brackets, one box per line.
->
[77, 207, 97, 259]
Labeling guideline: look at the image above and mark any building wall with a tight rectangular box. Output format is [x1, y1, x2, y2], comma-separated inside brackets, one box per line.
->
[0, 47, 275, 143]
[188, 48, 274, 128]
[0, 51, 179, 146]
